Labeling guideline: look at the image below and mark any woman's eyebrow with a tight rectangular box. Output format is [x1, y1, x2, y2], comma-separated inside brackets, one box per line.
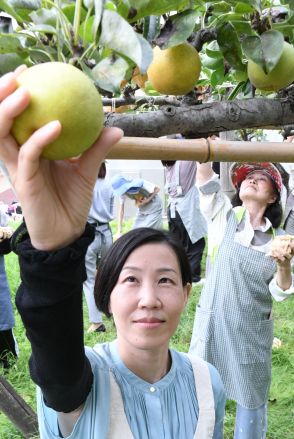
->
[121, 266, 177, 274]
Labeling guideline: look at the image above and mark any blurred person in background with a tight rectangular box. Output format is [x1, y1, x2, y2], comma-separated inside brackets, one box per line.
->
[0, 209, 18, 369]
[84, 162, 114, 333]
[111, 175, 163, 239]
[162, 156, 207, 284]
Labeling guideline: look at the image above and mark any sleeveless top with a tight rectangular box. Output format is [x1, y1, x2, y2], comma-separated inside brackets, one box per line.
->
[37, 341, 225, 438]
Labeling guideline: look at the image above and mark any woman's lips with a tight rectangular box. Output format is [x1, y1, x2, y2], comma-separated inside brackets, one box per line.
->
[134, 317, 165, 328]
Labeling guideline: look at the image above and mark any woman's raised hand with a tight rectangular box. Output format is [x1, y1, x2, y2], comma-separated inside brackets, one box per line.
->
[0, 67, 123, 250]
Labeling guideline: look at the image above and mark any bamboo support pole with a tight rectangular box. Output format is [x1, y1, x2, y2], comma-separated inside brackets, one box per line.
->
[107, 137, 294, 162]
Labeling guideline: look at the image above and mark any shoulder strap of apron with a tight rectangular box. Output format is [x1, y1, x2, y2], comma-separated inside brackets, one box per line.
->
[108, 355, 215, 439]
[186, 354, 216, 439]
[108, 372, 134, 439]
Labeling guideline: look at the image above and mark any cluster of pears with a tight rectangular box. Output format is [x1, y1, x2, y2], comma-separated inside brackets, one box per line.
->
[144, 40, 294, 95]
[11, 38, 294, 162]
[12, 62, 104, 160]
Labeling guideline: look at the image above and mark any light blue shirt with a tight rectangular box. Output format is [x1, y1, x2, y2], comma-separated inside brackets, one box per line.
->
[37, 341, 225, 438]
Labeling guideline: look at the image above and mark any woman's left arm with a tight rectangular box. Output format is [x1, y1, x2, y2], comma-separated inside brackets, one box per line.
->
[275, 260, 293, 291]
[268, 236, 294, 297]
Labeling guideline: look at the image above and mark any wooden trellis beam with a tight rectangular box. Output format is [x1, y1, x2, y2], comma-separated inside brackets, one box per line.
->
[107, 137, 294, 162]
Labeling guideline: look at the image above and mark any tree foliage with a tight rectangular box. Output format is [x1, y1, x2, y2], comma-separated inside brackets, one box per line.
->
[0, 0, 294, 136]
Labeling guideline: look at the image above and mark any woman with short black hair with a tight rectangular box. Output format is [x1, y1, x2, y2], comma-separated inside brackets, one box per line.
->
[0, 68, 226, 439]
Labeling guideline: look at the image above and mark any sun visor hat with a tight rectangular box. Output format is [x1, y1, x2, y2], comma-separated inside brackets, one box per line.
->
[230, 162, 282, 194]
[111, 175, 144, 197]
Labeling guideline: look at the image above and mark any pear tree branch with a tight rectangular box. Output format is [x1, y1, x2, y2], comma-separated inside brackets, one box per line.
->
[104, 97, 294, 137]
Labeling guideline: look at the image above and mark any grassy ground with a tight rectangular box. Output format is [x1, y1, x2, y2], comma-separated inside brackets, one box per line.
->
[0, 219, 293, 438]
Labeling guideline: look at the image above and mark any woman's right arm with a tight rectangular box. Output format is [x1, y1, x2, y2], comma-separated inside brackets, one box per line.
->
[196, 162, 231, 223]
[0, 67, 123, 434]
[12, 222, 95, 415]
[196, 162, 215, 186]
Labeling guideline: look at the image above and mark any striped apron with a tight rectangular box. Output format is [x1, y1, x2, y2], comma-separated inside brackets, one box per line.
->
[190, 210, 276, 408]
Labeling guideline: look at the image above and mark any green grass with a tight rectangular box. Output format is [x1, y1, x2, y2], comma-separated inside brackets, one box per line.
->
[1, 221, 294, 438]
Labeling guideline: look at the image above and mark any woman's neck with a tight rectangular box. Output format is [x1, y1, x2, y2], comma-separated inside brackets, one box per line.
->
[242, 201, 267, 229]
[117, 341, 171, 383]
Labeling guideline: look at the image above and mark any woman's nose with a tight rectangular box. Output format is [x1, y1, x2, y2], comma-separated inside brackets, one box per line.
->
[138, 285, 161, 308]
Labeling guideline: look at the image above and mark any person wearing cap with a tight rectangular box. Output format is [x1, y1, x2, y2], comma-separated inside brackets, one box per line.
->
[111, 175, 163, 237]
[189, 161, 294, 439]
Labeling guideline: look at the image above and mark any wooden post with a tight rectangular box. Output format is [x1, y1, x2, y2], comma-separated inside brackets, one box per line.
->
[0, 376, 38, 438]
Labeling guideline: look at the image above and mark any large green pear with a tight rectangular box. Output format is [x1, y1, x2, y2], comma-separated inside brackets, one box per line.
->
[11, 62, 104, 160]
[147, 43, 201, 95]
[247, 42, 294, 92]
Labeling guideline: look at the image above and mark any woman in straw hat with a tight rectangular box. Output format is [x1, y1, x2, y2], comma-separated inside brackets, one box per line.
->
[189, 161, 294, 439]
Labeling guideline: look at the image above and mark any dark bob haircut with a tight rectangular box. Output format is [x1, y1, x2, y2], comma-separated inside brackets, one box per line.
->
[231, 185, 283, 229]
[94, 227, 192, 318]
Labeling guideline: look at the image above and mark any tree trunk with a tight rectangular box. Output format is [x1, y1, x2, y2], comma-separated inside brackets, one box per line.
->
[0, 376, 38, 438]
[105, 97, 294, 137]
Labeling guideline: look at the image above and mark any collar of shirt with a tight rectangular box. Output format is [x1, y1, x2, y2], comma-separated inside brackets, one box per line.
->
[234, 207, 273, 249]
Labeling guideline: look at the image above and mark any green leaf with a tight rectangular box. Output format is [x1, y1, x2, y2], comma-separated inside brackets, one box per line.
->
[9, 0, 40, 7]
[231, 20, 257, 38]
[28, 45, 58, 63]
[212, 2, 231, 13]
[234, 2, 255, 13]
[83, 0, 94, 9]
[0, 0, 41, 22]
[92, 55, 129, 93]
[0, 33, 26, 53]
[205, 41, 221, 58]
[217, 22, 245, 71]
[0, 0, 24, 22]
[79, 15, 95, 44]
[124, 0, 191, 21]
[28, 24, 58, 34]
[202, 53, 224, 69]
[210, 65, 225, 87]
[100, 10, 153, 73]
[273, 12, 294, 38]
[104, 1, 117, 11]
[92, 0, 104, 43]
[143, 15, 161, 42]
[245, 0, 261, 13]
[30, 8, 57, 26]
[126, 0, 150, 8]
[0, 53, 27, 74]
[158, 10, 199, 49]
[227, 79, 247, 100]
[242, 30, 284, 74]
[62, 4, 87, 24]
